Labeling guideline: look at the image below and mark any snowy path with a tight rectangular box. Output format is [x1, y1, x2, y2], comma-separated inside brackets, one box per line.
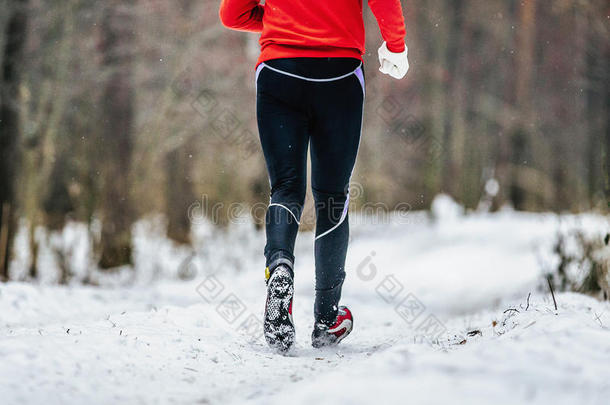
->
[1, 210, 609, 404]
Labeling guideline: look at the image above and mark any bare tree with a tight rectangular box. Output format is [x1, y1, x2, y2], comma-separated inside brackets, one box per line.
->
[166, 140, 195, 245]
[0, 0, 28, 280]
[96, 0, 135, 269]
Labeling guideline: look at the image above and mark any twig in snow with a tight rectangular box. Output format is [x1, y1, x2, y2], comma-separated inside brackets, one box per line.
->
[525, 292, 531, 311]
[106, 315, 116, 328]
[593, 312, 603, 327]
[546, 276, 558, 310]
[503, 308, 520, 314]
[467, 330, 482, 337]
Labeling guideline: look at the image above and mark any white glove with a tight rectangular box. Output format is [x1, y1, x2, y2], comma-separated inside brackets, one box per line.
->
[378, 41, 409, 80]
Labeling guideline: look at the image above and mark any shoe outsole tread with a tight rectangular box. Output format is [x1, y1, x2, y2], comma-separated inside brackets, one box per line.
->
[264, 267, 295, 352]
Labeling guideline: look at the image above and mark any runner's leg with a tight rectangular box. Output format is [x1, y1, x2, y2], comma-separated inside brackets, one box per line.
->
[309, 67, 364, 325]
[256, 67, 309, 270]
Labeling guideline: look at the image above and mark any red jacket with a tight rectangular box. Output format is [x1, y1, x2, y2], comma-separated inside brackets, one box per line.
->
[219, 0, 406, 66]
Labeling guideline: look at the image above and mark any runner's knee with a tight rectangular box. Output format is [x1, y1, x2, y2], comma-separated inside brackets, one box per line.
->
[313, 188, 348, 225]
[271, 175, 306, 207]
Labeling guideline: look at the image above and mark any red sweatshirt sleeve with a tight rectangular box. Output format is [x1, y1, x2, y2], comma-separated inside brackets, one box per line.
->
[368, 0, 407, 52]
[219, 0, 264, 32]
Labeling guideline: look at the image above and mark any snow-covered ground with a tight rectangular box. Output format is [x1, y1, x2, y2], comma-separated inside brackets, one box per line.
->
[1, 202, 609, 404]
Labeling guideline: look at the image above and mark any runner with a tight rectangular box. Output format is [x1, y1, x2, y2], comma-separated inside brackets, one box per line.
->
[219, 0, 409, 351]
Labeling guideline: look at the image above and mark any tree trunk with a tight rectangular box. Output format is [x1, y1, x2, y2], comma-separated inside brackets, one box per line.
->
[166, 140, 194, 245]
[602, 10, 610, 212]
[0, 0, 28, 280]
[495, 0, 536, 210]
[97, 1, 135, 269]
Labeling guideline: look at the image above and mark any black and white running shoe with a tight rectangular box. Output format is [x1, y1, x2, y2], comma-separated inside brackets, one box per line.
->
[264, 265, 295, 352]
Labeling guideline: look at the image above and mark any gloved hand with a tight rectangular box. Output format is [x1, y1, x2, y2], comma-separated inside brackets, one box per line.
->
[378, 41, 409, 80]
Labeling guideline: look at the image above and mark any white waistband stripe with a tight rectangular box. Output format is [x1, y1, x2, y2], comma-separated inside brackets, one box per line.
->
[258, 62, 363, 83]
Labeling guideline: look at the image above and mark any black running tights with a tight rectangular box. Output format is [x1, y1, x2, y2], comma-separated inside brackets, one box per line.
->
[256, 57, 364, 325]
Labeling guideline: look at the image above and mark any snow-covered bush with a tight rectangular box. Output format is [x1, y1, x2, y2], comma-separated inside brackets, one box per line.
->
[544, 230, 610, 300]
